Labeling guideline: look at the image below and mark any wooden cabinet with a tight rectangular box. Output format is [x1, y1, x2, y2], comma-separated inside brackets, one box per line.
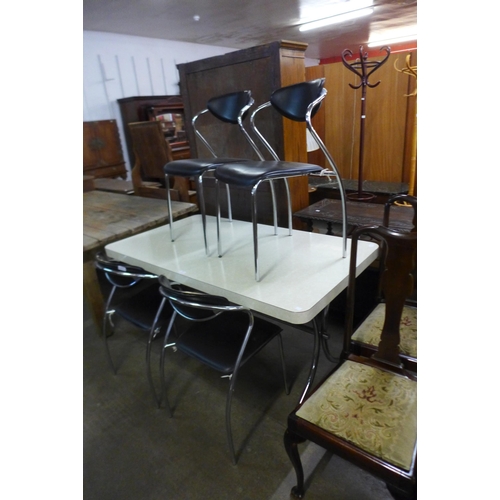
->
[83, 120, 127, 179]
[177, 40, 310, 226]
[117, 95, 191, 168]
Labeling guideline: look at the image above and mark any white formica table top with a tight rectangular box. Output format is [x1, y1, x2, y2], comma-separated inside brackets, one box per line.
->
[105, 215, 379, 325]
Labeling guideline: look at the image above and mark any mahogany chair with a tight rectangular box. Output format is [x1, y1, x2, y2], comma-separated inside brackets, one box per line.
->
[163, 90, 263, 254]
[151, 275, 289, 464]
[94, 253, 173, 406]
[284, 225, 417, 499]
[128, 121, 192, 202]
[214, 79, 346, 281]
[349, 195, 417, 371]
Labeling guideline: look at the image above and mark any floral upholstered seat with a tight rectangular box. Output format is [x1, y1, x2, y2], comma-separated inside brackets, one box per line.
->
[296, 360, 417, 471]
[352, 303, 417, 358]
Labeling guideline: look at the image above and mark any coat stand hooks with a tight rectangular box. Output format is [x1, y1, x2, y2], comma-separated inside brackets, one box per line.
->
[342, 45, 391, 201]
[394, 54, 417, 202]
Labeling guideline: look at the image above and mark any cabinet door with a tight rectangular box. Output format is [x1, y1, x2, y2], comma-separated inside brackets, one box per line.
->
[83, 121, 100, 170]
[83, 120, 127, 178]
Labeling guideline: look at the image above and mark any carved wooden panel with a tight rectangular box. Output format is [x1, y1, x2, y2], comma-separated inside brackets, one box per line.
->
[83, 120, 127, 179]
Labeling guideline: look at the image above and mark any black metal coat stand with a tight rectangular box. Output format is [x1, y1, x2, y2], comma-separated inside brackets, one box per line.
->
[342, 45, 391, 201]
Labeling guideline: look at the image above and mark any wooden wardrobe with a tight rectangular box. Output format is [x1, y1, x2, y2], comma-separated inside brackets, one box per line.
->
[177, 40, 311, 226]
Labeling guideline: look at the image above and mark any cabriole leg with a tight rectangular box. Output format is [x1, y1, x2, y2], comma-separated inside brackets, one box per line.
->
[284, 429, 306, 499]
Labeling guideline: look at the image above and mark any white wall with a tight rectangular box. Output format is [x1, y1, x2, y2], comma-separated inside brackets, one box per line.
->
[83, 31, 236, 173]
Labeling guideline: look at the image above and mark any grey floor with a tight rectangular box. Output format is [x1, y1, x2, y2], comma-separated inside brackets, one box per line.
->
[83, 266, 397, 500]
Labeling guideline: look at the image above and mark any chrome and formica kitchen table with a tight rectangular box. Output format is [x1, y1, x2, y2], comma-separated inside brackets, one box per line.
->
[105, 214, 379, 401]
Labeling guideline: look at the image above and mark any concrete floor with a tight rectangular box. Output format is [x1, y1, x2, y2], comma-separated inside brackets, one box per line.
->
[83, 268, 397, 500]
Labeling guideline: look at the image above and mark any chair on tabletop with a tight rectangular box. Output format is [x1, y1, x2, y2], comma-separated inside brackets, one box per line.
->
[151, 275, 289, 465]
[214, 79, 347, 281]
[284, 225, 417, 499]
[163, 90, 264, 254]
[94, 253, 173, 406]
[128, 121, 192, 202]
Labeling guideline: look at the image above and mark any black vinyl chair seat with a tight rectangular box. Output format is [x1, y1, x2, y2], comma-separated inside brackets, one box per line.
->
[175, 311, 283, 374]
[214, 160, 323, 187]
[163, 157, 247, 177]
[115, 284, 169, 331]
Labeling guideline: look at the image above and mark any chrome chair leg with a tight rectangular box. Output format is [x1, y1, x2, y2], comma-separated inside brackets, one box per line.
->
[146, 323, 162, 408]
[299, 314, 321, 404]
[102, 311, 117, 374]
[226, 379, 237, 465]
[214, 180, 233, 253]
[159, 308, 177, 417]
[251, 184, 260, 281]
[196, 174, 209, 255]
[226, 314, 254, 465]
[167, 172, 211, 255]
[284, 178, 293, 236]
[338, 178, 348, 258]
[306, 124, 348, 258]
[216, 179, 222, 258]
[103, 288, 117, 374]
[165, 174, 175, 244]
[225, 184, 233, 222]
[269, 180, 278, 235]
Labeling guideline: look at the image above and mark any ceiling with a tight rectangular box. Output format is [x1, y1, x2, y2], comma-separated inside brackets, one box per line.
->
[83, 0, 417, 60]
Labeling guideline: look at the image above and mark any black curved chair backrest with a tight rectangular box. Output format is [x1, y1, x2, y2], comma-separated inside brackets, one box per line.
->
[207, 90, 253, 124]
[158, 275, 236, 321]
[160, 285, 232, 309]
[95, 253, 157, 288]
[270, 78, 326, 122]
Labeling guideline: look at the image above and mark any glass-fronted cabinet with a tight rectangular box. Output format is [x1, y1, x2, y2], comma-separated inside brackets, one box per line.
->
[118, 95, 191, 168]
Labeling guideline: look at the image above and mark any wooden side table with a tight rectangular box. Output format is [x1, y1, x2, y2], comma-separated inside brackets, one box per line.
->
[294, 198, 415, 236]
[309, 177, 409, 205]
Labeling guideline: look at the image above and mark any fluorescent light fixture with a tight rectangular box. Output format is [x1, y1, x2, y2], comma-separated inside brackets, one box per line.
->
[300, 7, 373, 32]
[368, 27, 417, 47]
[367, 34, 417, 47]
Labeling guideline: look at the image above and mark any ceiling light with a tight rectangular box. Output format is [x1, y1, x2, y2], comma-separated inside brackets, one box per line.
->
[299, 7, 373, 32]
[367, 34, 417, 47]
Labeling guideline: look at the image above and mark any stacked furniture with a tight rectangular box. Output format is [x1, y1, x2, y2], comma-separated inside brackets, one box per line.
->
[177, 40, 312, 226]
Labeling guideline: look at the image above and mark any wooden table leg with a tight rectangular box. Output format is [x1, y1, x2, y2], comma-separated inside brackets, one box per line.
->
[83, 259, 104, 336]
